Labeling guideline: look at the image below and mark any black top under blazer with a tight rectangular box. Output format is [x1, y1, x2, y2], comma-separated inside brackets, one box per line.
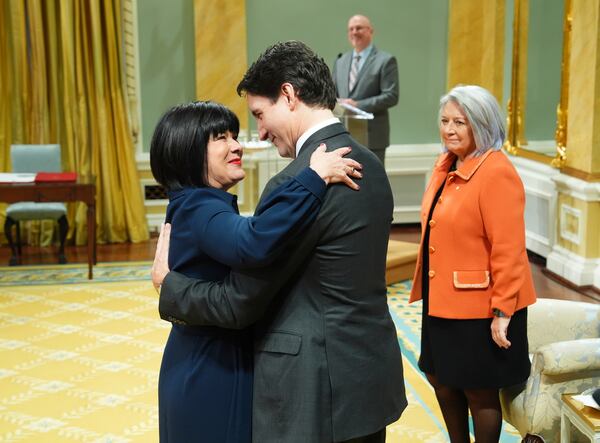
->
[160, 123, 407, 442]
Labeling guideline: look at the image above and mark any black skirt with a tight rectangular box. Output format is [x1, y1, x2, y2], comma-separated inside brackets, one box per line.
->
[417, 178, 531, 390]
[418, 306, 530, 389]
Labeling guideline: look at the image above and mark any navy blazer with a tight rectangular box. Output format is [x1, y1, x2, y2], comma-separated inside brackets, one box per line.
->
[166, 166, 326, 275]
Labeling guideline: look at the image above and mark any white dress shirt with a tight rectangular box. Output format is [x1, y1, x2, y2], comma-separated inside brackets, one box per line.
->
[295, 118, 340, 157]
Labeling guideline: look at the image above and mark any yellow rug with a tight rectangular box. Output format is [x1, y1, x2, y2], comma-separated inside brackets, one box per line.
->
[0, 280, 520, 442]
[0, 281, 168, 442]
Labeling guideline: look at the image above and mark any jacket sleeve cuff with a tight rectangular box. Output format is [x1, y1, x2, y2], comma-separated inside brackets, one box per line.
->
[158, 271, 184, 322]
[295, 167, 327, 201]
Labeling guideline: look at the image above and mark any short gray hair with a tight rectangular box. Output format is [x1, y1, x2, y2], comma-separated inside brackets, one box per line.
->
[438, 85, 506, 155]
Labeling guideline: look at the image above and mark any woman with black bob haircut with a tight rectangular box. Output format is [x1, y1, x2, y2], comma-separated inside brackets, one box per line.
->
[150, 100, 361, 443]
[150, 100, 240, 190]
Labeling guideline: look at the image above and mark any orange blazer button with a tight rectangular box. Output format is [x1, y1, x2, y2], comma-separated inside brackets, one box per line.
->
[428, 270, 436, 278]
[429, 246, 435, 254]
[428, 220, 436, 228]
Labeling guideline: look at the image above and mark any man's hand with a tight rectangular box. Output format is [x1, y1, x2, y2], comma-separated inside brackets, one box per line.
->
[491, 316, 512, 349]
[339, 98, 358, 107]
[151, 223, 171, 290]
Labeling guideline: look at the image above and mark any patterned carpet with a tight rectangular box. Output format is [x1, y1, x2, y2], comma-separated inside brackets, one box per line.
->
[0, 262, 152, 286]
[0, 267, 521, 442]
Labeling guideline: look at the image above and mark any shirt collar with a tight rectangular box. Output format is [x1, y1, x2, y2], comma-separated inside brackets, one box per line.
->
[295, 118, 340, 157]
[353, 44, 373, 61]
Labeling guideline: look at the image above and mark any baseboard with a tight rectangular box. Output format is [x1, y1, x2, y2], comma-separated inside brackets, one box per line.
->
[547, 244, 600, 288]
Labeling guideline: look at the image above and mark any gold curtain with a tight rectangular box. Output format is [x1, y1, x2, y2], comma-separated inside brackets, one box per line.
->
[2, 0, 148, 246]
[0, 2, 11, 242]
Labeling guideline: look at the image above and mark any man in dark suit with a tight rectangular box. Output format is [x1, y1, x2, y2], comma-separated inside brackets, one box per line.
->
[153, 41, 406, 442]
[333, 15, 399, 166]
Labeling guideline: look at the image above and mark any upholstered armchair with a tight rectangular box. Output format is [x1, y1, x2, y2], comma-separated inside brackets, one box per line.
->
[4, 144, 69, 265]
[500, 298, 600, 442]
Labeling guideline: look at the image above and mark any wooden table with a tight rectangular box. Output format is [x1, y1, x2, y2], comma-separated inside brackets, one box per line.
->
[561, 394, 600, 442]
[0, 177, 96, 279]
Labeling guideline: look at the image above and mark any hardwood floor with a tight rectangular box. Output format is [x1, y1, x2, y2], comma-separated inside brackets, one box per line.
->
[0, 240, 158, 266]
[1, 224, 598, 304]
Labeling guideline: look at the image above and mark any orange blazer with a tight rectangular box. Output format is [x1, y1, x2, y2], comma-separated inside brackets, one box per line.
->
[409, 150, 536, 319]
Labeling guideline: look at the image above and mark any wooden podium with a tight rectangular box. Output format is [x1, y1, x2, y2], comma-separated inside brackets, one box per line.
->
[334, 102, 373, 146]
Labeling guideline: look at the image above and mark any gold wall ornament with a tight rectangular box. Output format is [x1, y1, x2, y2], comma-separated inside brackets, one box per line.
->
[552, 0, 572, 169]
[504, 0, 528, 153]
[504, 99, 518, 154]
[504, 0, 570, 167]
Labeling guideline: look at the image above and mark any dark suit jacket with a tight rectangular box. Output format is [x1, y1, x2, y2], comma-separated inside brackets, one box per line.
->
[333, 46, 399, 152]
[160, 123, 407, 442]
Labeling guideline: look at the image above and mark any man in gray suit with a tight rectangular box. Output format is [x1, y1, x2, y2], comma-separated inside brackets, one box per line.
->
[333, 15, 399, 166]
[153, 41, 406, 442]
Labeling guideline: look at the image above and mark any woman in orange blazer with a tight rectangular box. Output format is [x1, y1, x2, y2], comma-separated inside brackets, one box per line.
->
[410, 85, 536, 443]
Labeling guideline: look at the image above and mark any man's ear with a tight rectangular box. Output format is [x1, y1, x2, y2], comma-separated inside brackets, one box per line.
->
[280, 83, 298, 110]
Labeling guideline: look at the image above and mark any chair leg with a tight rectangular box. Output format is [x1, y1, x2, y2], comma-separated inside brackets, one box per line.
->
[4, 217, 19, 266]
[57, 215, 68, 264]
[15, 220, 22, 263]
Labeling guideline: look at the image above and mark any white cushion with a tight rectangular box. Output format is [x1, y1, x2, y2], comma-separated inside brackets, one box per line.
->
[6, 202, 67, 221]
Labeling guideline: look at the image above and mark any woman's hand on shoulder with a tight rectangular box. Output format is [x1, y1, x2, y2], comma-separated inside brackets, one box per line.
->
[310, 143, 362, 190]
[490, 316, 512, 349]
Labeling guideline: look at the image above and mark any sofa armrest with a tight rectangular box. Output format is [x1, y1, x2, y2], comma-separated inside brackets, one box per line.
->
[537, 338, 600, 376]
[528, 299, 600, 350]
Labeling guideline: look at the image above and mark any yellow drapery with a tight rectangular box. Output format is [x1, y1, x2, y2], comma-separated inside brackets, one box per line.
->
[0, 1, 11, 241]
[1, 0, 148, 246]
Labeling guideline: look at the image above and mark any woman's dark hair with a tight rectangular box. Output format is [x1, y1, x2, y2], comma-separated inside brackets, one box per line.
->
[237, 41, 337, 110]
[150, 101, 239, 191]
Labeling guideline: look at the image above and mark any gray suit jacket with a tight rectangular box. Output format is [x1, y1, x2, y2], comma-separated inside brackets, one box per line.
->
[160, 123, 407, 442]
[333, 46, 399, 152]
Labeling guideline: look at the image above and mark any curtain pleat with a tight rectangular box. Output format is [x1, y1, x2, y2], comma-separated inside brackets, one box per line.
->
[1, 0, 148, 248]
[0, 1, 12, 242]
[8, 1, 27, 144]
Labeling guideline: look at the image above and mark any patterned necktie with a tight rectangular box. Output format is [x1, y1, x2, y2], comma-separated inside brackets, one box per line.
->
[348, 54, 361, 91]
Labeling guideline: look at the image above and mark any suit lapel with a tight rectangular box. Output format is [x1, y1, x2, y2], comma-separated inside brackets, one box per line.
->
[338, 53, 352, 97]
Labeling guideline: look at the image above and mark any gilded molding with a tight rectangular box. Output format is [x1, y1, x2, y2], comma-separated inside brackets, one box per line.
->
[553, 0, 572, 168]
[504, 0, 570, 168]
